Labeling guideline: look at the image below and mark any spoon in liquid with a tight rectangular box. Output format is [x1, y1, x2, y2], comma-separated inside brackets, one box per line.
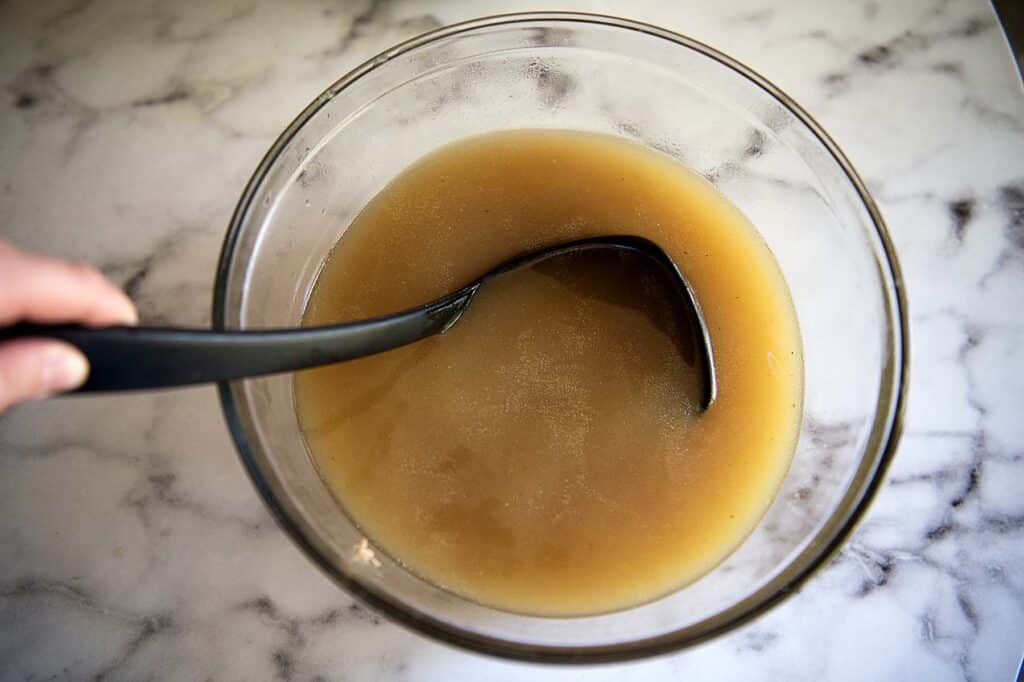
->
[0, 235, 716, 408]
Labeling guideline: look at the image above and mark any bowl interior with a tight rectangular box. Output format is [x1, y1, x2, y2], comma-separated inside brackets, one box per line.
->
[215, 14, 904, 660]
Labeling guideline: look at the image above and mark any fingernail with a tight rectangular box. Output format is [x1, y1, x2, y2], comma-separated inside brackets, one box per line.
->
[118, 296, 139, 326]
[122, 305, 139, 326]
[41, 346, 89, 394]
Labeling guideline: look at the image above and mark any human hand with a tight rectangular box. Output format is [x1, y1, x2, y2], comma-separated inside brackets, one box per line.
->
[0, 240, 137, 412]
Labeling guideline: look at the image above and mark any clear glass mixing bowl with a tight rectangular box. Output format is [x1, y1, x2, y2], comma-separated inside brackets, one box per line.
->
[213, 12, 908, 662]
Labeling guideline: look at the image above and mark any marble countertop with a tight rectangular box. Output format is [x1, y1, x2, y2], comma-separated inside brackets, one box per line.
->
[1, 0, 1022, 679]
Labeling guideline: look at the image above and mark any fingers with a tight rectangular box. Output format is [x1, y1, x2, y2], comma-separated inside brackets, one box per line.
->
[0, 241, 137, 327]
[0, 339, 89, 412]
[0, 240, 135, 412]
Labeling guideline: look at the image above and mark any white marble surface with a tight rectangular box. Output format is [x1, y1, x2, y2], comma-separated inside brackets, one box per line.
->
[1, 0, 1022, 679]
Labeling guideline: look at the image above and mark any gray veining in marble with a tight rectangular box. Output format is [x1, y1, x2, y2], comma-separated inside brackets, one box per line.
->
[1, 0, 1022, 680]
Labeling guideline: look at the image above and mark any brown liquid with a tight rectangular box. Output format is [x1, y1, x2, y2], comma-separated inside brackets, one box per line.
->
[296, 130, 802, 616]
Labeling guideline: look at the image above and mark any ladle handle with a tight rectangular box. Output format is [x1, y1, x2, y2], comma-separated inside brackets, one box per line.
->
[0, 290, 475, 392]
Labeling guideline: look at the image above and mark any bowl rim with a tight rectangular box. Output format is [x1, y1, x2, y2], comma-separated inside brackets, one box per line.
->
[213, 11, 910, 663]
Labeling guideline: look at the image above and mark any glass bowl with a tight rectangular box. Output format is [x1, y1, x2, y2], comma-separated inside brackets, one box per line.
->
[213, 12, 908, 662]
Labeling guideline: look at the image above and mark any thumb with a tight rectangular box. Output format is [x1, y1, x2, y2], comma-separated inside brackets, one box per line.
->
[0, 339, 89, 412]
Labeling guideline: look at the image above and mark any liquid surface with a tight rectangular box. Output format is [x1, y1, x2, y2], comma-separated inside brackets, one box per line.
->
[296, 130, 803, 616]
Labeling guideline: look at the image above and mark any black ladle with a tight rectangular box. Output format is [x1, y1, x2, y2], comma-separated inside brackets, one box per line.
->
[0, 236, 716, 409]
